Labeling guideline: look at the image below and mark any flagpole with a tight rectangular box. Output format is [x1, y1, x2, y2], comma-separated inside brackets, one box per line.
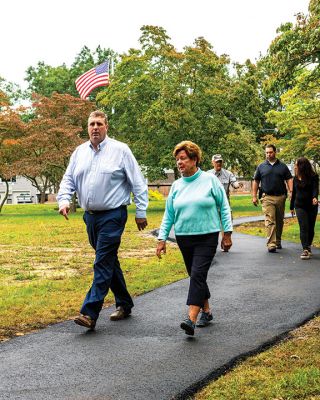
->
[111, 56, 114, 76]
[111, 56, 115, 115]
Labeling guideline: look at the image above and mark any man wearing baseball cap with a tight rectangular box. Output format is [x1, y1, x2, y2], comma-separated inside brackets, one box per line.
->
[208, 154, 243, 201]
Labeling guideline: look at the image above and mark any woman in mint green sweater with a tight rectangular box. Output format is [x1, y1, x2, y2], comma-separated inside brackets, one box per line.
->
[156, 141, 232, 336]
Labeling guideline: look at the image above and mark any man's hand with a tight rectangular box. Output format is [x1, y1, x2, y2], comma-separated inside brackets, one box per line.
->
[156, 240, 166, 259]
[59, 205, 70, 220]
[312, 197, 318, 206]
[252, 195, 259, 207]
[221, 232, 232, 251]
[135, 218, 148, 231]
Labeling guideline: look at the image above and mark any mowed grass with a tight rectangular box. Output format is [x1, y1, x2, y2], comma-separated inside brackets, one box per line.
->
[0, 201, 185, 340]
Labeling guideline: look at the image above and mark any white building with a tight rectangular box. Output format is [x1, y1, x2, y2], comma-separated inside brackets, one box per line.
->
[0, 176, 39, 204]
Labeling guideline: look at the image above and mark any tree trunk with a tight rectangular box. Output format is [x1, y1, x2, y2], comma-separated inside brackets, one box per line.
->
[69, 193, 77, 213]
[0, 180, 9, 213]
[173, 166, 180, 180]
[39, 191, 46, 204]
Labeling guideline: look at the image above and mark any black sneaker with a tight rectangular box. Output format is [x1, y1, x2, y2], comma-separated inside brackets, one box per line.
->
[268, 247, 277, 253]
[196, 311, 213, 327]
[180, 318, 195, 336]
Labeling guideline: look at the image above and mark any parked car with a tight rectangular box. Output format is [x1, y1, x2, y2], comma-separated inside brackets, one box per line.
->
[17, 195, 33, 203]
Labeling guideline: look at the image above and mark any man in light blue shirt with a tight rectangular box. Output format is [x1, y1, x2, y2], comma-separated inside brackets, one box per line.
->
[57, 110, 148, 330]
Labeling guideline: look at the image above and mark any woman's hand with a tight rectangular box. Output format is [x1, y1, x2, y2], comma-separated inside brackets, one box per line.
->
[156, 240, 166, 259]
[221, 232, 232, 251]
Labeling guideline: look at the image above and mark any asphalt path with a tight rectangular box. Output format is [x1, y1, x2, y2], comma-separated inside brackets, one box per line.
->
[1, 221, 320, 399]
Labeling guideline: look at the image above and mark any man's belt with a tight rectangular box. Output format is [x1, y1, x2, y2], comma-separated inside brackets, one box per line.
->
[87, 209, 108, 214]
[86, 205, 127, 215]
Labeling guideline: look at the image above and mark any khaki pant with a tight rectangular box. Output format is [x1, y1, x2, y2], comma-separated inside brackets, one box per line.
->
[261, 194, 286, 249]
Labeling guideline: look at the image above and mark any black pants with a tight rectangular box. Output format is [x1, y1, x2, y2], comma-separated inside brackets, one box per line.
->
[295, 206, 318, 250]
[176, 233, 218, 307]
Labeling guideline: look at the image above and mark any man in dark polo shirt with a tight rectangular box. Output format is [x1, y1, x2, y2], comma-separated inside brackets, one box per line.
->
[252, 144, 293, 252]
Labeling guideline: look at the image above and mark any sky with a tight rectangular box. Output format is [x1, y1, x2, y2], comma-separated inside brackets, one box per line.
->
[1, 0, 310, 89]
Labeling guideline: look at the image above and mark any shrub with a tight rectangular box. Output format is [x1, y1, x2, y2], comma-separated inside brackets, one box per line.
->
[148, 189, 164, 201]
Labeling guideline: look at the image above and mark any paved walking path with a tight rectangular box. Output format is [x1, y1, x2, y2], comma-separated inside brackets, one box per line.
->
[1, 216, 319, 400]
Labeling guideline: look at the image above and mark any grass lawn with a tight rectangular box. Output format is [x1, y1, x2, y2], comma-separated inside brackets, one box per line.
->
[1, 196, 319, 400]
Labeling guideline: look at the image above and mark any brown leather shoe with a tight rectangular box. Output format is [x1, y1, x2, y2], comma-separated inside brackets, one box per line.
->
[110, 306, 131, 321]
[74, 314, 96, 330]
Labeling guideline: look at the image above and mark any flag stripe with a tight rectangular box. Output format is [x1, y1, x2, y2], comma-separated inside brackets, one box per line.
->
[81, 81, 110, 99]
[80, 76, 109, 98]
[75, 61, 109, 99]
[75, 67, 95, 85]
[77, 73, 109, 94]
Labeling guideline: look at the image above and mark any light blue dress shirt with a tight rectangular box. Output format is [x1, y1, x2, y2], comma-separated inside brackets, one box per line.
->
[57, 137, 148, 218]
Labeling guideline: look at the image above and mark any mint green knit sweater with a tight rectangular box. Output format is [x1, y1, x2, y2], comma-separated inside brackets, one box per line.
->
[158, 169, 232, 241]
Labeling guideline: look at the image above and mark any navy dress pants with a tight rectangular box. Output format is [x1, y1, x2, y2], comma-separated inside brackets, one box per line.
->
[80, 206, 134, 320]
[176, 233, 218, 307]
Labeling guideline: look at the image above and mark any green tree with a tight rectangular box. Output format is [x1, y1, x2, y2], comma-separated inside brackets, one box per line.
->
[261, 0, 320, 163]
[0, 96, 26, 211]
[25, 62, 75, 97]
[0, 77, 25, 104]
[98, 26, 263, 179]
[266, 71, 320, 164]
[259, 0, 320, 104]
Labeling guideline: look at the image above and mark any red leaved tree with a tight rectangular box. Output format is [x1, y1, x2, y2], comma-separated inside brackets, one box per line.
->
[0, 99, 26, 212]
[12, 93, 95, 203]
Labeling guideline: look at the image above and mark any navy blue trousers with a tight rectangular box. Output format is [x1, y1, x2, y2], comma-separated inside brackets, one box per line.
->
[80, 206, 133, 320]
[176, 233, 218, 307]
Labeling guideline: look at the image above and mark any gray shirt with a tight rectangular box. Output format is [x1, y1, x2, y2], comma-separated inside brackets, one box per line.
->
[207, 168, 240, 198]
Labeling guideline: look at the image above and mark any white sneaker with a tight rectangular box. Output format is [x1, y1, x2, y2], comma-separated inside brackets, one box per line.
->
[300, 249, 310, 260]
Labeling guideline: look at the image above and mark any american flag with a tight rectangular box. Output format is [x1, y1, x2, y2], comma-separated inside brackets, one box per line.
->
[75, 61, 110, 99]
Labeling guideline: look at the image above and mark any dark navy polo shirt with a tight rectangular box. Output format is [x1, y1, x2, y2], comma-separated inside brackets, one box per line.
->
[254, 159, 292, 196]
